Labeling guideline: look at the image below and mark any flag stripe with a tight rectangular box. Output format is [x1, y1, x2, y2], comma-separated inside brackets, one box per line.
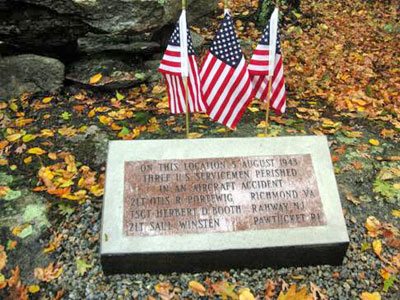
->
[211, 61, 248, 121]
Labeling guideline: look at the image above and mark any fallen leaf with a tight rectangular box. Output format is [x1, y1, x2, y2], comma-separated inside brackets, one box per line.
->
[43, 234, 63, 254]
[76, 258, 92, 276]
[155, 282, 175, 300]
[360, 292, 381, 300]
[28, 284, 40, 293]
[27, 147, 46, 155]
[369, 139, 380, 146]
[22, 134, 37, 143]
[116, 91, 125, 101]
[238, 288, 255, 300]
[310, 282, 328, 300]
[23, 156, 32, 164]
[277, 284, 313, 300]
[189, 280, 206, 296]
[6, 240, 17, 251]
[52, 289, 65, 300]
[42, 97, 53, 104]
[379, 268, 391, 280]
[89, 73, 102, 84]
[365, 216, 381, 237]
[34, 263, 63, 282]
[265, 279, 276, 300]
[188, 132, 203, 139]
[6, 133, 22, 142]
[392, 210, 400, 218]
[0, 245, 6, 271]
[383, 275, 396, 292]
[0, 273, 6, 289]
[372, 240, 382, 256]
[212, 281, 238, 300]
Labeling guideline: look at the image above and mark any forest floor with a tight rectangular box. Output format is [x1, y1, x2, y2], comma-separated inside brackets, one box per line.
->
[0, 0, 399, 299]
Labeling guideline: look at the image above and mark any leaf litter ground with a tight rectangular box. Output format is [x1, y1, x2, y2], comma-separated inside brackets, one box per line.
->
[0, 0, 399, 299]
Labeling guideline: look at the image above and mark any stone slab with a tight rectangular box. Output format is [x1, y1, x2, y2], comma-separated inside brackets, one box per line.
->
[101, 136, 349, 274]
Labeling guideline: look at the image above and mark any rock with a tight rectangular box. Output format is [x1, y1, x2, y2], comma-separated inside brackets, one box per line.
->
[144, 60, 162, 83]
[66, 56, 149, 89]
[78, 34, 160, 54]
[191, 31, 206, 54]
[0, 54, 65, 100]
[0, 0, 217, 57]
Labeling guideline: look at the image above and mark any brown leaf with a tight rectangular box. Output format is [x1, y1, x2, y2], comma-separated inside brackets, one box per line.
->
[52, 289, 65, 300]
[0, 245, 6, 271]
[310, 282, 328, 300]
[34, 263, 63, 282]
[155, 282, 175, 300]
[264, 279, 276, 300]
[277, 284, 313, 300]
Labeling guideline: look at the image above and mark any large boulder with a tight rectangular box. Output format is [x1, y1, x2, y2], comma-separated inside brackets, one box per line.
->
[0, 0, 217, 57]
[0, 54, 65, 100]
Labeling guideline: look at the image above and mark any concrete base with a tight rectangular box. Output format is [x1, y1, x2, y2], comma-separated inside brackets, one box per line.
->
[100, 136, 349, 274]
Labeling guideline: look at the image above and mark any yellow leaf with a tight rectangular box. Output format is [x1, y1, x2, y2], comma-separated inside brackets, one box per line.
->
[42, 97, 53, 104]
[257, 121, 267, 129]
[89, 73, 102, 84]
[394, 183, 400, 190]
[379, 268, 390, 280]
[6, 133, 22, 142]
[372, 240, 382, 257]
[188, 132, 203, 139]
[152, 85, 165, 94]
[27, 147, 46, 155]
[216, 128, 227, 133]
[48, 153, 58, 160]
[189, 280, 206, 296]
[98, 115, 112, 125]
[22, 134, 37, 143]
[392, 209, 400, 218]
[369, 139, 380, 146]
[247, 106, 259, 113]
[58, 126, 77, 137]
[360, 292, 381, 300]
[24, 156, 33, 164]
[0, 159, 8, 166]
[352, 99, 367, 106]
[9, 102, 18, 112]
[365, 216, 381, 237]
[88, 109, 96, 118]
[41, 129, 54, 138]
[257, 133, 267, 138]
[239, 288, 255, 300]
[344, 131, 363, 138]
[111, 123, 122, 131]
[28, 284, 40, 293]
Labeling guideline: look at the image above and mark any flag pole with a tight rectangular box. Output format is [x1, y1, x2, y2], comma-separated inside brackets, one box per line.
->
[182, 0, 190, 138]
[265, 79, 272, 135]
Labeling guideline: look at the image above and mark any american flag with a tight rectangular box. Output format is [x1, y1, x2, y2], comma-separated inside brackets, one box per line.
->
[200, 12, 254, 129]
[249, 9, 287, 114]
[159, 11, 206, 114]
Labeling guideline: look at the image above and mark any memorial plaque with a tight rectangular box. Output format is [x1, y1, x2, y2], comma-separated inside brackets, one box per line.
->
[101, 136, 349, 274]
[123, 155, 326, 237]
